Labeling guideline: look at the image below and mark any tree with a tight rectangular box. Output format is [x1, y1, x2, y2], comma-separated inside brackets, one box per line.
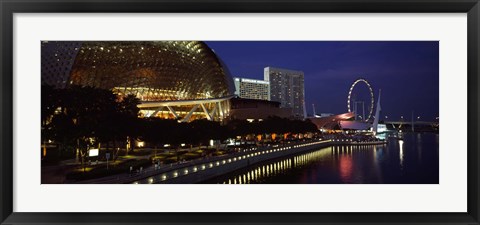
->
[41, 85, 62, 158]
[225, 119, 252, 145]
[116, 94, 141, 155]
[42, 85, 142, 170]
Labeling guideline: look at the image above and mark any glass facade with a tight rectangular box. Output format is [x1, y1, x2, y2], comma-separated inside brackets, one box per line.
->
[42, 41, 235, 122]
[69, 41, 234, 101]
[41, 41, 82, 89]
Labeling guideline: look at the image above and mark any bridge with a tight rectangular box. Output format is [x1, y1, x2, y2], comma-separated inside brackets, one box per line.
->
[383, 121, 439, 132]
[385, 121, 438, 125]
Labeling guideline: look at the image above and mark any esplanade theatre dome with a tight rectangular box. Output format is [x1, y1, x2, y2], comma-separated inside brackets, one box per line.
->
[41, 41, 235, 122]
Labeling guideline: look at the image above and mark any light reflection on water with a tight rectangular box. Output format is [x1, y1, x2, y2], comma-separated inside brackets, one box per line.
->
[212, 133, 438, 184]
[220, 147, 335, 184]
[399, 139, 404, 168]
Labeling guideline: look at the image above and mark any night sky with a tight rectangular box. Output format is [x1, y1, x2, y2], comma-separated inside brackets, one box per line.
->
[205, 41, 439, 122]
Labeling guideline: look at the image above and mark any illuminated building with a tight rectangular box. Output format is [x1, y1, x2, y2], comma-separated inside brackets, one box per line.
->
[310, 112, 371, 131]
[264, 67, 306, 119]
[41, 41, 235, 122]
[309, 112, 355, 131]
[233, 77, 270, 100]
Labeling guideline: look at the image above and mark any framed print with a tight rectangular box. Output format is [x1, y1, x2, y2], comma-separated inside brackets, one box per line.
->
[1, 0, 479, 224]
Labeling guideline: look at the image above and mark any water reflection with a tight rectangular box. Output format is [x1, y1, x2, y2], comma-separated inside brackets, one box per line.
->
[339, 154, 353, 182]
[417, 133, 422, 162]
[399, 140, 404, 168]
[218, 147, 341, 184]
[210, 133, 438, 184]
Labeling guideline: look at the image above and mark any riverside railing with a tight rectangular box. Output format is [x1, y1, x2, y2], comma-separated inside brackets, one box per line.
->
[76, 138, 386, 184]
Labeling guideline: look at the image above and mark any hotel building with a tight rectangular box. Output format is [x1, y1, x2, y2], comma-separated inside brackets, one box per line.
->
[264, 67, 306, 119]
[233, 77, 270, 101]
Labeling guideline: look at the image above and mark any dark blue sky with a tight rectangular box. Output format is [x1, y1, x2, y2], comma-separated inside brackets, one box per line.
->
[205, 41, 439, 122]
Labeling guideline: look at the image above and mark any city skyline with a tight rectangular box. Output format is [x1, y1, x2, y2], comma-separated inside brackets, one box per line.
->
[206, 41, 439, 121]
[40, 41, 439, 185]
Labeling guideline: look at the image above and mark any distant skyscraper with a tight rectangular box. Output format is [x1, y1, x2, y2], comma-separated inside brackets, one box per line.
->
[264, 67, 305, 119]
[234, 77, 270, 101]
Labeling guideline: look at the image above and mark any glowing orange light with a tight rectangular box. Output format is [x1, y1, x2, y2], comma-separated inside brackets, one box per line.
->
[257, 134, 262, 141]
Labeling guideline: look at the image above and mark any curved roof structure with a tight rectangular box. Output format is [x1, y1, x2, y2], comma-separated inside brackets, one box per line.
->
[66, 41, 234, 102]
[309, 112, 355, 130]
[41, 41, 235, 122]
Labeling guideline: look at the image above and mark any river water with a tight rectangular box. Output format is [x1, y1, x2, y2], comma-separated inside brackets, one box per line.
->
[205, 132, 439, 184]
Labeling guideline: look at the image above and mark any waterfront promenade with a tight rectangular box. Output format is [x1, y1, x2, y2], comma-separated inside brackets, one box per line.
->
[74, 138, 386, 184]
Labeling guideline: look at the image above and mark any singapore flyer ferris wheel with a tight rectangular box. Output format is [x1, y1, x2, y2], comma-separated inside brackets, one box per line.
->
[347, 78, 375, 122]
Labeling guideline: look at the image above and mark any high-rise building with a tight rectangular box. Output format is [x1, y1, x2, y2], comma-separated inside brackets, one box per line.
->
[234, 77, 270, 101]
[264, 67, 306, 119]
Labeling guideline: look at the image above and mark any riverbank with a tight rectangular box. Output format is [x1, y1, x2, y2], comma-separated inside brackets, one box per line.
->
[204, 133, 439, 184]
[125, 138, 386, 184]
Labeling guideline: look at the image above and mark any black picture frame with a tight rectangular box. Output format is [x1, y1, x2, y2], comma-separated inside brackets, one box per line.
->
[1, 0, 479, 224]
